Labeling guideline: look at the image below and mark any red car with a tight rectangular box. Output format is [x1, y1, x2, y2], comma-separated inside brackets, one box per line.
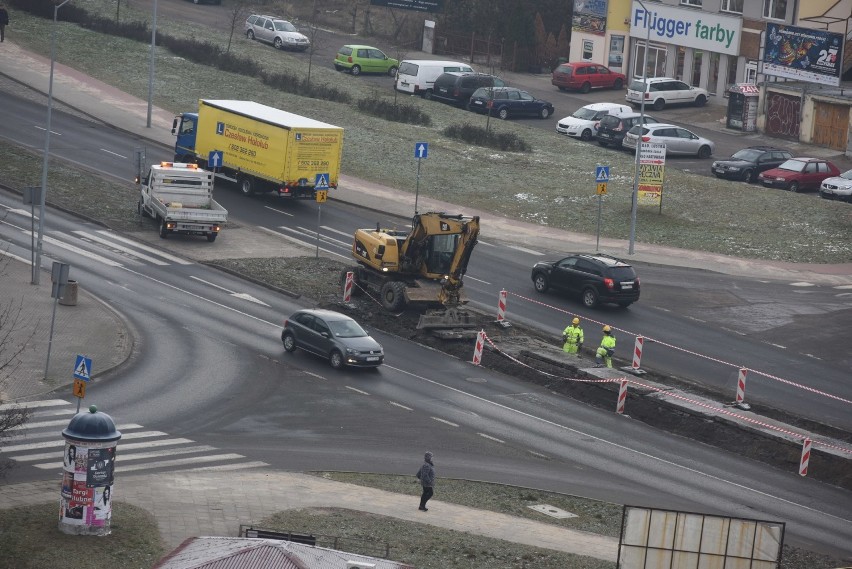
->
[551, 62, 625, 94]
[757, 157, 841, 193]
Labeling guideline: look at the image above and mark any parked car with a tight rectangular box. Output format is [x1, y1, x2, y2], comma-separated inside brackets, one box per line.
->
[551, 62, 626, 93]
[711, 146, 793, 183]
[281, 308, 384, 369]
[555, 103, 631, 141]
[431, 72, 505, 107]
[244, 15, 309, 51]
[395, 60, 475, 98]
[530, 253, 640, 308]
[758, 157, 842, 192]
[596, 111, 659, 149]
[625, 77, 708, 111]
[623, 123, 715, 158]
[468, 86, 554, 119]
[334, 45, 398, 76]
[820, 169, 852, 202]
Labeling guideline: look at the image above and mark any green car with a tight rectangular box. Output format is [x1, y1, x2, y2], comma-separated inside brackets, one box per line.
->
[334, 45, 399, 77]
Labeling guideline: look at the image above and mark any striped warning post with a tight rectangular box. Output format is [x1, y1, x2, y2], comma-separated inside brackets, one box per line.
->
[496, 290, 508, 322]
[632, 336, 644, 369]
[799, 437, 812, 477]
[736, 368, 748, 405]
[616, 379, 628, 414]
[343, 271, 353, 303]
[472, 330, 486, 365]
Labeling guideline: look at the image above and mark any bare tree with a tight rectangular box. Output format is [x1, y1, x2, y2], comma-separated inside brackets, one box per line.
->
[226, 0, 253, 54]
[303, 0, 325, 87]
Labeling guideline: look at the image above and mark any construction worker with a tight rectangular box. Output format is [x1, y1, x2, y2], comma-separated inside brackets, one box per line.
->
[595, 325, 616, 368]
[562, 317, 584, 357]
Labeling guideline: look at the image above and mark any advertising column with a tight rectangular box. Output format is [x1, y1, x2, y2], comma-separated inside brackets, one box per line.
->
[59, 405, 121, 536]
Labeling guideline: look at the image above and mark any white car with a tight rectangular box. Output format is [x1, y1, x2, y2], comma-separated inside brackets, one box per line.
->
[244, 15, 310, 52]
[623, 123, 715, 158]
[819, 170, 852, 202]
[555, 102, 631, 141]
[626, 77, 708, 111]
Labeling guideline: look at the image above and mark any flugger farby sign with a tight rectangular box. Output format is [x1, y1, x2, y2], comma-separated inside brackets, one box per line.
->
[630, 1, 742, 55]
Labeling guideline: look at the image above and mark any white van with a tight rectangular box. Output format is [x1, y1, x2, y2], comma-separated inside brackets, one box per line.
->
[395, 60, 475, 98]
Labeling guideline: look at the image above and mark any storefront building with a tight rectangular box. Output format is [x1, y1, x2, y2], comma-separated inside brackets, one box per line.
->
[569, 0, 631, 74]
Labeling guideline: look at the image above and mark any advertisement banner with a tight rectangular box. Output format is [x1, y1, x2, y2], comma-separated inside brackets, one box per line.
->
[763, 23, 843, 87]
[370, 0, 443, 13]
[573, 0, 608, 36]
[638, 142, 665, 206]
[630, 1, 741, 55]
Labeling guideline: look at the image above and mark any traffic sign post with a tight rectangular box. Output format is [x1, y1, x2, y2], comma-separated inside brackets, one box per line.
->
[72, 354, 93, 412]
[594, 165, 609, 252]
[314, 173, 330, 258]
[414, 143, 428, 215]
[73, 379, 86, 399]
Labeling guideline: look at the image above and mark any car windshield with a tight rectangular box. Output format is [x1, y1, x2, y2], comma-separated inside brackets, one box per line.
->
[839, 169, 852, 180]
[731, 149, 763, 161]
[777, 159, 807, 172]
[328, 319, 368, 338]
[273, 21, 298, 32]
[572, 108, 599, 120]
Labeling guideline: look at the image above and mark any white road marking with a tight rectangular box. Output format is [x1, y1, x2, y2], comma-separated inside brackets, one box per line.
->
[115, 453, 245, 473]
[506, 244, 544, 256]
[256, 226, 347, 259]
[189, 276, 271, 306]
[789, 282, 815, 287]
[389, 401, 413, 411]
[185, 461, 268, 472]
[345, 386, 370, 395]
[74, 231, 169, 265]
[478, 433, 505, 443]
[0, 399, 69, 411]
[321, 225, 355, 238]
[263, 206, 295, 217]
[431, 417, 459, 427]
[33, 125, 61, 135]
[527, 450, 549, 459]
[10, 420, 142, 431]
[100, 148, 127, 159]
[96, 231, 192, 264]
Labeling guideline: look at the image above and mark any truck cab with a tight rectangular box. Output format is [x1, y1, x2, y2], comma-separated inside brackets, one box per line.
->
[172, 113, 198, 163]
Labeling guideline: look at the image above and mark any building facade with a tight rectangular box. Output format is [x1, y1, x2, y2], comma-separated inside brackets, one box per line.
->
[568, 0, 632, 75]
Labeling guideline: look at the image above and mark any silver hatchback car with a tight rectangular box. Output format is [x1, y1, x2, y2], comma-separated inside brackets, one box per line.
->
[623, 123, 715, 158]
[281, 309, 384, 369]
[244, 15, 310, 52]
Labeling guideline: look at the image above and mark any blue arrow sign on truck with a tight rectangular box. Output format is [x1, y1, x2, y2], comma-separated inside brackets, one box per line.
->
[415, 142, 428, 159]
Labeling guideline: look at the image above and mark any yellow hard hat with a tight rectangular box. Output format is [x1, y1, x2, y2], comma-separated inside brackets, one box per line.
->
[572, 317, 580, 325]
[603, 325, 611, 332]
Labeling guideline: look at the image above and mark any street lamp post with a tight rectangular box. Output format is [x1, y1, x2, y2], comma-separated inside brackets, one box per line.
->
[628, 0, 651, 255]
[33, 0, 73, 285]
[146, 0, 157, 128]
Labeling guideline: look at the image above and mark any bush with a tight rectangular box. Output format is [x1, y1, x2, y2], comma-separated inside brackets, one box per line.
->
[260, 71, 352, 104]
[443, 123, 530, 152]
[356, 99, 431, 126]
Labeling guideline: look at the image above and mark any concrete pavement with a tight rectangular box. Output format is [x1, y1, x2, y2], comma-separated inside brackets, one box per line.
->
[0, 37, 850, 564]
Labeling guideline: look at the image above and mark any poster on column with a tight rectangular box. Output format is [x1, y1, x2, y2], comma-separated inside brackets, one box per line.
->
[638, 142, 665, 206]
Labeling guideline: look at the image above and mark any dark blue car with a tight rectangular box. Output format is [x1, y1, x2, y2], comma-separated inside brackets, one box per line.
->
[468, 87, 554, 120]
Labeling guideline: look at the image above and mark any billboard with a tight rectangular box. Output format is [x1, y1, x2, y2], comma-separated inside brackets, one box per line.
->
[370, 0, 444, 13]
[573, 0, 608, 36]
[763, 23, 843, 87]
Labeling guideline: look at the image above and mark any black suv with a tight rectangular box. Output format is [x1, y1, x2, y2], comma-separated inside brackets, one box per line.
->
[711, 146, 793, 183]
[530, 253, 640, 308]
[596, 112, 658, 149]
[430, 72, 505, 106]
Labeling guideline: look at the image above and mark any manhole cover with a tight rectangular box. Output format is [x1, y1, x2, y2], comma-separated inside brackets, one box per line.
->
[528, 504, 578, 519]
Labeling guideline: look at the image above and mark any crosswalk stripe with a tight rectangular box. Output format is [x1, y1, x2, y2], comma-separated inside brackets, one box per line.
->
[73, 231, 169, 265]
[8, 423, 143, 438]
[115, 453, 245, 473]
[0, 399, 69, 411]
[40, 233, 123, 267]
[10, 420, 144, 431]
[1, 430, 167, 452]
[32, 445, 219, 469]
[186, 461, 268, 472]
[96, 230, 193, 264]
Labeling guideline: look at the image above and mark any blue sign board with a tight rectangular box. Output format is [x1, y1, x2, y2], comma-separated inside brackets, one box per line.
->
[208, 151, 223, 169]
[415, 143, 428, 159]
[74, 355, 92, 382]
[595, 166, 610, 183]
[315, 173, 330, 189]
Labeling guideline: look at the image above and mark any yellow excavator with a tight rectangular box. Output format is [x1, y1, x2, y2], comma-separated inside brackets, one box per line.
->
[345, 212, 480, 332]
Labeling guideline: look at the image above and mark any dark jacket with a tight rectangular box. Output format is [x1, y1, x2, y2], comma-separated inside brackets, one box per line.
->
[416, 459, 435, 488]
[0, 9, 9, 26]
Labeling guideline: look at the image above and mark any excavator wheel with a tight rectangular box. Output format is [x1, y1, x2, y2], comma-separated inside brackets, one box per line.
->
[380, 281, 406, 311]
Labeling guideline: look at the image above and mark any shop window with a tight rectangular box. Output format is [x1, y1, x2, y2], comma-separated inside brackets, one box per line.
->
[681, 0, 702, 5]
[724, 54, 738, 96]
[763, 0, 787, 20]
[675, 47, 685, 81]
[721, 0, 743, 13]
[708, 52, 720, 95]
[692, 51, 703, 87]
[634, 42, 667, 79]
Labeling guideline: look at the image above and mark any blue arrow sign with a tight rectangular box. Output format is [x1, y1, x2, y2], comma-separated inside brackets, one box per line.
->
[74, 355, 92, 382]
[595, 165, 610, 183]
[208, 151, 223, 169]
[415, 142, 428, 159]
[314, 173, 329, 189]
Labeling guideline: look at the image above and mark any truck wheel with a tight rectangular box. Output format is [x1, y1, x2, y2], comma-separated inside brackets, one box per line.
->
[380, 281, 406, 311]
[238, 176, 254, 196]
[207, 233, 217, 242]
[158, 218, 169, 239]
[340, 268, 363, 297]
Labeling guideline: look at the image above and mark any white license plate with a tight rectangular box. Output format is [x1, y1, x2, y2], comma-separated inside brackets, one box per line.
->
[621, 283, 633, 289]
[473, 100, 483, 106]
[366, 356, 380, 362]
[714, 168, 724, 173]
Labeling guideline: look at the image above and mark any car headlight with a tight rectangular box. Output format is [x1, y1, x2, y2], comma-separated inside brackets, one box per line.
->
[728, 166, 740, 171]
[776, 177, 785, 181]
[345, 348, 359, 356]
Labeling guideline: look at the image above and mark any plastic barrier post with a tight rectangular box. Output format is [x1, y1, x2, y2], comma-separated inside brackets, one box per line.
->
[632, 336, 644, 369]
[799, 437, 811, 477]
[343, 271, 353, 303]
[496, 290, 508, 322]
[472, 330, 485, 366]
[736, 368, 748, 405]
[616, 379, 628, 414]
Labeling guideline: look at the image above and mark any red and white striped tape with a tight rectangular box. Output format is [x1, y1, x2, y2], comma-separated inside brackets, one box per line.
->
[342, 271, 353, 303]
[472, 330, 485, 365]
[632, 336, 644, 369]
[736, 368, 748, 404]
[617, 379, 628, 414]
[800, 438, 812, 476]
[496, 289, 508, 322]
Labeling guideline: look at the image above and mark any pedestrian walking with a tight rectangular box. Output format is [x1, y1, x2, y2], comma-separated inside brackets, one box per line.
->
[0, 4, 9, 43]
[562, 317, 584, 357]
[415, 451, 435, 511]
[595, 325, 616, 368]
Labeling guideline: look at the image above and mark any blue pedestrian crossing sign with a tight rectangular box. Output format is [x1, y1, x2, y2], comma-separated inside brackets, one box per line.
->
[73, 355, 92, 382]
[208, 150, 223, 168]
[595, 165, 610, 183]
[314, 173, 330, 190]
[415, 142, 428, 159]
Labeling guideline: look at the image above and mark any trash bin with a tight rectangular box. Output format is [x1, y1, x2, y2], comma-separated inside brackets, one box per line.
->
[59, 279, 78, 306]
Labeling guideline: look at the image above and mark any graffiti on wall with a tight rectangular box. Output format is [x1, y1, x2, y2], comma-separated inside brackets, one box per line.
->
[765, 92, 801, 140]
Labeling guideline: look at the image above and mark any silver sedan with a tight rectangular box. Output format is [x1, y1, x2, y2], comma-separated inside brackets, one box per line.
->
[623, 123, 715, 158]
